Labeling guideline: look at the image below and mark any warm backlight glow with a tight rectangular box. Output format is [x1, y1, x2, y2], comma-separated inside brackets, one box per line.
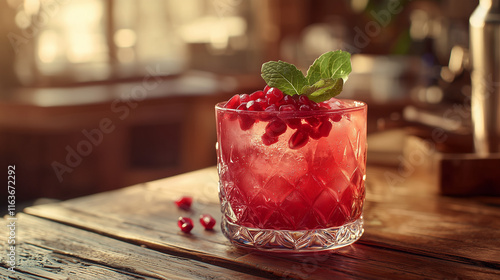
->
[24, 0, 40, 16]
[37, 30, 60, 63]
[62, 0, 105, 63]
[180, 16, 247, 45]
[114, 29, 137, 48]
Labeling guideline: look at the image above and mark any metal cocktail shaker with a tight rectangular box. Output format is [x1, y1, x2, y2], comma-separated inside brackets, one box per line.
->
[470, 0, 500, 155]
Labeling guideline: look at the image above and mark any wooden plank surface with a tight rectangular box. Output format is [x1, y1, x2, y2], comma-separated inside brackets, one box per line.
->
[20, 167, 500, 279]
[363, 167, 500, 268]
[0, 213, 269, 279]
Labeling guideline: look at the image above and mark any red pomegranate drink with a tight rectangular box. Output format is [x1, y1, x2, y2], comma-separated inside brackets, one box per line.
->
[216, 51, 367, 252]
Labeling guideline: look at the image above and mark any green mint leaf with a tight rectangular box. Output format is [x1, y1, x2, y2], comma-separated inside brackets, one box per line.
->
[306, 50, 352, 85]
[261, 61, 307, 96]
[301, 78, 343, 103]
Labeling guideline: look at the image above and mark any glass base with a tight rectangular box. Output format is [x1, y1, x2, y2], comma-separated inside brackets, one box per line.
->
[221, 216, 364, 253]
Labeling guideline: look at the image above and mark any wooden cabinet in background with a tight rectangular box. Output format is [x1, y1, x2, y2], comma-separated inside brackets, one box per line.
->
[0, 73, 259, 203]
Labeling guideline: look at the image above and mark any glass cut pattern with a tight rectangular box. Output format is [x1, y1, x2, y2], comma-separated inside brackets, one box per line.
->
[220, 215, 364, 252]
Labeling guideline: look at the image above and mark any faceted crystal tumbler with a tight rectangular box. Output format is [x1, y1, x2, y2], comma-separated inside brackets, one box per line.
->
[215, 99, 367, 252]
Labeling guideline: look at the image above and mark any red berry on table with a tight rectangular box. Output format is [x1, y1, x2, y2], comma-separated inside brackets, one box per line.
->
[175, 196, 193, 211]
[178, 217, 194, 233]
[199, 214, 216, 230]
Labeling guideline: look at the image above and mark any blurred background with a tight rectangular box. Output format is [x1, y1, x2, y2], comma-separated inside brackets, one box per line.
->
[0, 0, 480, 204]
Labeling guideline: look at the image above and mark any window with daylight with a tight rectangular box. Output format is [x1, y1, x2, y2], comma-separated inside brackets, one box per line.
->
[7, 0, 254, 87]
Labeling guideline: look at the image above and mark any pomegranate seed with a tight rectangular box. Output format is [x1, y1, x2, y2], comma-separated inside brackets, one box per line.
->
[246, 100, 255, 109]
[317, 120, 333, 137]
[250, 90, 265, 100]
[279, 104, 295, 112]
[265, 104, 278, 112]
[283, 95, 297, 108]
[246, 100, 263, 111]
[255, 98, 267, 108]
[265, 88, 284, 105]
[240, 94, 250, 103]
[227, 113, 238, 121]
[238, 114, 255, 130]
[299, 104, 312, 111]
[298, 95, 311, 106]
[258, 104, 277, 121]
[178, 217, 194, 233]
[299, 123, 313, 134]
[265, 118, 287, 137]
[289, 129, 309, 149]
[225, 94, 241, 109]
[262, 133, 279, 145]
[175, 196, 192, 211]
[263, 85, 271, 93]
[225, 95, 240, 121]
[237, 102, 248, 111]
[310, 128, 322, 140]
[310, 102, 320, 110]
[330, 113, 342, 122]
[199, 214, 216, 230]
[305, 116, 320, 127]
[285, 118, 302, 129]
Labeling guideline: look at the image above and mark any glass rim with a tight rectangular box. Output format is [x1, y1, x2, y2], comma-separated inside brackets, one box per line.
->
[215, 99, 367, 117]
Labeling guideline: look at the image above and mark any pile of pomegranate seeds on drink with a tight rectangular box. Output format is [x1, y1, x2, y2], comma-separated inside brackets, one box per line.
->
[223, 85, 345, 149]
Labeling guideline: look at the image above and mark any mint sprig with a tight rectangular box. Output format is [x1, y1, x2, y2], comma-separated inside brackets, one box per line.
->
[306, 50, 351, 84]
[261, 60, 307, 96]
[261, 50, 352, 102]
[302, 78, 343, 101]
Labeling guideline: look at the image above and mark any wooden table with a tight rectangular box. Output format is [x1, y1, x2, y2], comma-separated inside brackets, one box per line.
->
[2, 166, 500, 279]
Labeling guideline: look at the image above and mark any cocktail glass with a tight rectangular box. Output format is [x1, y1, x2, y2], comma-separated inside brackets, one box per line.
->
[215, 98, 367, 252]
